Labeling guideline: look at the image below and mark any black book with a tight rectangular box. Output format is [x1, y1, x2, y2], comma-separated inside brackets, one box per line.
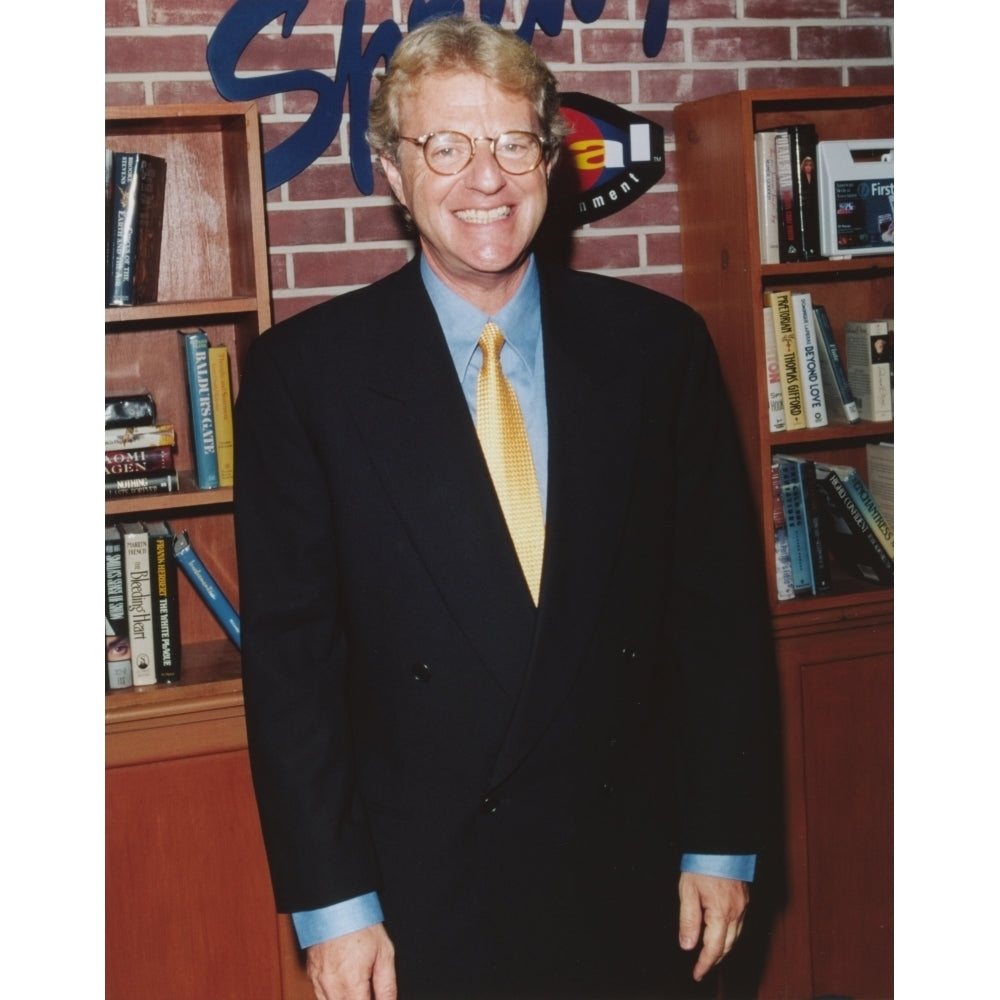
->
[105, 526, 133, 691]
[774, 124, 821, 262]
[105, 389, 157, 428]
[146, 522, 182, 683]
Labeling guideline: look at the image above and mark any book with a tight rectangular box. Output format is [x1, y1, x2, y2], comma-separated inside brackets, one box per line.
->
[208, 345, 235, 488]
[180, 329, 220, 489]
[845, 318, 893, 422]
[105, 422, 177, 450]
[770, 462, 796, 601]
[106, 444, 175, 478]
[814, 464, 893, 586]
[789, 123, 821, 260]
[790, 292, 828, 428]
[762, 305, 786, 432]
[765, 290, 806, 430]
[773, 130, 799, 263]
[105, 471, 181, 498]
[754, 130, 780, 264]
[865, 442, 894, 535]
[173, 530, 241, 649]
[816, 461, 893, 559]
[774, 457, 812, 595]
[107, 152, 167, 307]
[812, 304, 860, 424]
[146, 522, 182, 683]
[105, 527, 133, 690]
[105, 389, 157, 428]
[118, 522, 158, 686]
[776, 454, 831, 596]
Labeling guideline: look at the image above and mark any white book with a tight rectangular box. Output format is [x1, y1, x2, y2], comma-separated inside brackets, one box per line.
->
[845, 319, 893, 421]
[790, 292, 828, 428]
[865, 442, 894, 535]
[118, 522, 158, 686]
[754, 131, 780, 264]
[762, 305, 786, 432]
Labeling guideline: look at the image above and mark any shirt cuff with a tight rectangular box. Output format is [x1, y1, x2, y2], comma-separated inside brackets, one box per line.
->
[680, 853, 756, 882]
[291, 892, 385, 949]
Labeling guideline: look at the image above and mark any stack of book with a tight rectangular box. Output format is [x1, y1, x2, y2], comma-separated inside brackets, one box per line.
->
[771, 453, 893, 602]
[106, 150, 167, 307]
[105, 391, 180, 498]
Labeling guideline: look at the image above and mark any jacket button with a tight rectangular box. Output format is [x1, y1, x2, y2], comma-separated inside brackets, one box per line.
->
[411, 662, 433, 682]
[621, 643, 639, 661]
[480, 795, 500, 815]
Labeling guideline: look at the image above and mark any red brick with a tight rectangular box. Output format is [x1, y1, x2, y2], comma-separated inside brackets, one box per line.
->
[668, 0, 736, 16]
[529, 30, 575, 66]
[582, 27, 684, 65]
[106, 0, 139, 28]
[262, 118, 340, 164]
[106, 34, 213, 74]
[353, 204, 411, 243]
[848, 65, 895, 86]
[238, 29, 336, 72]
[847, 1, 894, 15]
[149, 1, 232, 27]
[591, 190, 676, 230]
[269, 251, 288, 291]
[797, 26, 893, 60]
[268, 207, 347, 247]
[152, 80, 234, 106]
[292, 247, 411, 289]
[745, 67, 845, 91]
[555, 70, 632, 105]
[568, 234, 641, 271]
[287, 161, 369, 201]
[692, 27, 791, 63]
[744, 0, 841, 16]
[646, 232, 683, 267]
[297, 0, 397, 27]
[637, 68, 740, 105]
[106, 81, 145, 106]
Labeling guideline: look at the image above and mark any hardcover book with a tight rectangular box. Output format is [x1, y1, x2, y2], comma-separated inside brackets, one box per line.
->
[790, 292, 828, 428]
[754, 130, 780, 264]
[208, 345, 235, 488]
[107, 152, 167, 307]
[105, 423, 177, 451]
[105, 526, 132, 690]
[105, 444, 175, 478]
[173, 530, 241, 649]
[105, 472, 181, 498]
[180, 329, 220, 490]
[773, 130, 799, 263]
[812, 305, 860, 424]
[789, 124, 821, 260]
[765, 290, 806, 430]
[762, 305, 786, 432]
[774, 457, 813, 595]
[145, 522, 181, 683]
[845, 318, 893, 422]
[865, 442, 894, 535]
[105, 390, 156, 428]
[118, 522, 157, 686]
[776, 454, 831, 596]
[770, 462, 796, 601]
[816, 461, 893, 562]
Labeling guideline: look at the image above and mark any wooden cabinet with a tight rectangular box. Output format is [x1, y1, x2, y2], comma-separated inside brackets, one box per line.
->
[105, 103, 311, 999]
[675, 88, 893, 999]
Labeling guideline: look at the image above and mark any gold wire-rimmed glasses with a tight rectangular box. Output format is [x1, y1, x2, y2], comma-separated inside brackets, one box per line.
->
[398, 130, 548, 175]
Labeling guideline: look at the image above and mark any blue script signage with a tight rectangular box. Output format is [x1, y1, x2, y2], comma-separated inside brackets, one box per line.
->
[207, 0, 672, 194]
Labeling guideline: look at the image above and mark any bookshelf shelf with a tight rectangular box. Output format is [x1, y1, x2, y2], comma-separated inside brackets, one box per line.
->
[105, 295, 261, 325]
[676, 86, 893, 1000]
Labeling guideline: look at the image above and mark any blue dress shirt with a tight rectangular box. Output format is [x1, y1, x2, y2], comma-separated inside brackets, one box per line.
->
[291, 256, 754, 949]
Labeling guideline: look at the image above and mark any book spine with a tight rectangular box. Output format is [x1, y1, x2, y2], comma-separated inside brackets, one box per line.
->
[770, 462, 796, 601]
[208, 345, 235, 488]
[132, 155, 166, 305]
[845, 320, 893, 422]
[797, 458, 831, 595]
[865, 443, 894, 534]
[172, 531, 241, 649]
[106, 445, 175, 477]
[774, 130, 800, 263]
[841, 467, 894, 560]
[790, 292, 828, 428]
[813, 305, 861, 424]
[816, 469, 893, 584]
[766, 290, 806, 430]
[105, 391, 156, 428]
[108, 152, 139, 306]
[790, 124, 821, 260]
[754, 131, 780, 265]
[105, 527, 133, 690]
[762, 306, 786, 433]
[146, 523, 182, 683]
[105, 424, 177, 450]
[182, 330, 220, 489]
[119, 523, 158, 686]
[776, 459, 812, 594]
[105, 472, 180, 498]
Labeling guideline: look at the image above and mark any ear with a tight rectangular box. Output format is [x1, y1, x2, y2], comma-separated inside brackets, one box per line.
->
[380, 155, 408, 209]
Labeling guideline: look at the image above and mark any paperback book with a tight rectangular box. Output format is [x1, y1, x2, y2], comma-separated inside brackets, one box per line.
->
[105, 526, 132, 690]
[812, 305, 860, 424]
[118, 522, 157, 686]
[146, 522, 182, 683]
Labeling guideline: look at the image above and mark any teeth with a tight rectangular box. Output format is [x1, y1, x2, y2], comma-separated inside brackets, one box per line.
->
[455, 206, 511, 223]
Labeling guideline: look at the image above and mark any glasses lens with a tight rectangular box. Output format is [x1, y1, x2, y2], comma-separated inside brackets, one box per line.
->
[494, 132, 543, 174]
[422, 132, 473, 174]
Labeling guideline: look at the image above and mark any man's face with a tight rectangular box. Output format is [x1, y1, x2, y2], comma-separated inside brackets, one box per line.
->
[380, 70, 552, 299]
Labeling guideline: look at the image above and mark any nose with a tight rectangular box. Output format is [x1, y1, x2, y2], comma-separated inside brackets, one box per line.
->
[464, 140, 506, 192]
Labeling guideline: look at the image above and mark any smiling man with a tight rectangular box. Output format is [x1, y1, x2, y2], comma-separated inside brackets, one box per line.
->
[235, 15, 774, 1000]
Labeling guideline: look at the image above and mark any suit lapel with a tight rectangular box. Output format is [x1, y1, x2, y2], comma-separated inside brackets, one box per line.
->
[490, 273, 642, 785]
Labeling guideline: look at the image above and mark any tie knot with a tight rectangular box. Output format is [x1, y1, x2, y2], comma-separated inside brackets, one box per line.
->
[479, 322, 505, 363]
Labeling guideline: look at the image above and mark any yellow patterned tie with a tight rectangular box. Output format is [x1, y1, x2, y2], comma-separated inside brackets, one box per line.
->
[476, 322, 545, 604]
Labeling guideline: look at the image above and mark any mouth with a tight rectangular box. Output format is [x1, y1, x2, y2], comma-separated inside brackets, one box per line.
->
[454, 206, 512, 224]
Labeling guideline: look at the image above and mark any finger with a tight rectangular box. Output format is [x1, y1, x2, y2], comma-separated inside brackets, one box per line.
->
[691, 913, 726, 982]
[372, 948, 398, 1000]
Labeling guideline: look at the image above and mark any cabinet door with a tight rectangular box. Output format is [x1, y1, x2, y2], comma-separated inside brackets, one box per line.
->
[106, 749, 287, 999]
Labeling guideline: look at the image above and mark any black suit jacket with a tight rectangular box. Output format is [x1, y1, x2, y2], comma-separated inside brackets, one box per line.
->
[235, 257, 774, 997]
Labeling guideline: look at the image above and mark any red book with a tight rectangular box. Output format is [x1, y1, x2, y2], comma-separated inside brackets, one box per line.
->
[105, 444, 175, 478]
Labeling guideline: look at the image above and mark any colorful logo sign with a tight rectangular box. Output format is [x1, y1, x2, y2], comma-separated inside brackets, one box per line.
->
[554, 93, 665, 224]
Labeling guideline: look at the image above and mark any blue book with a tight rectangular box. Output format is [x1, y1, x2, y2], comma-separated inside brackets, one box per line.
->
[813, 304, 860, 424]
[180, 329, 219, 489]
[172, 530, 241, 649]
[775, 457, 813, 595]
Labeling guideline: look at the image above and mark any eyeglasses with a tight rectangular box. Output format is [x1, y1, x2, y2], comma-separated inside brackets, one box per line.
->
[398, 130, 547, 176]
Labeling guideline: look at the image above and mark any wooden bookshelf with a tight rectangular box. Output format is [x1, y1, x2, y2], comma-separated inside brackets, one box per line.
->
[676, 87, 893, 1000]
[105, 103, 313, 1000]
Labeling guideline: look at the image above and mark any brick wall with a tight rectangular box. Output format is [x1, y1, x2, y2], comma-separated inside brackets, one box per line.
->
[106, 1, 893, 324]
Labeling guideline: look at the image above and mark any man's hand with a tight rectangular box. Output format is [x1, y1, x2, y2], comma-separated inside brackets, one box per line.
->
[677, 872, 750, 982]
[305, 923, 397, 1000]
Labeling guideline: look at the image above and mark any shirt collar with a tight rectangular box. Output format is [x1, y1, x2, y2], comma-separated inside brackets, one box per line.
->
[420, 255, 542, 380]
